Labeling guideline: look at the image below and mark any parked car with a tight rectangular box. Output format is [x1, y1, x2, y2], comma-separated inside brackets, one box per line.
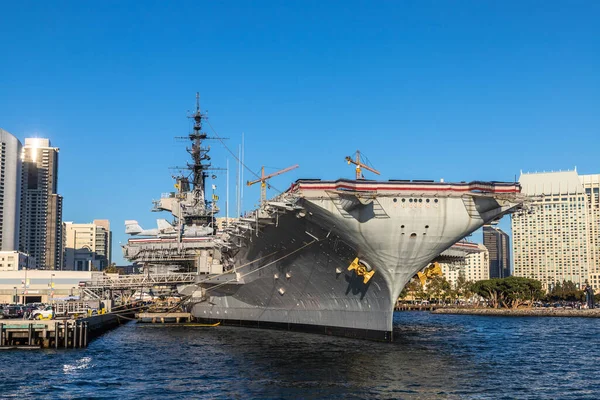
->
[31, 305, 54, 320]
[3, 305, 24, 319]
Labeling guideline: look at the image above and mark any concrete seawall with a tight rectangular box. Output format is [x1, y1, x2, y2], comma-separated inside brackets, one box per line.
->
[432, 308, 600, 318]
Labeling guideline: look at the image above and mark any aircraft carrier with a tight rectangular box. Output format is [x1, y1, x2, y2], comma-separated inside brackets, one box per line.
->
[122, 95, 526, 341]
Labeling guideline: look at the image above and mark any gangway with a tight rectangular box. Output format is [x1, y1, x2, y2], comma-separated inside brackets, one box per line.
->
[80, 273, 197, 301]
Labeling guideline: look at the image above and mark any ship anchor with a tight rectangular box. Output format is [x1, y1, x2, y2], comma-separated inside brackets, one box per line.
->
[347, 257, 375, 284]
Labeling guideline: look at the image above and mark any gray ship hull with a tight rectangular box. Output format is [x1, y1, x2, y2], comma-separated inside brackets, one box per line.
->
[192, 213, 395, 340]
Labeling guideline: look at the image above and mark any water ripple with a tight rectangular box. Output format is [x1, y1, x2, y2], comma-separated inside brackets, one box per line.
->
[0, 313, 599, 399]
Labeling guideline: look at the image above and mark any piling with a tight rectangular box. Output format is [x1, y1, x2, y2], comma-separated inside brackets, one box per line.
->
[63, 322, 68, 348]
[71, 322, 76, 349]
[55, 322, 59, 349]
[83, 322, 88, 348]
[28, 324, 33, 346]
[78, 321, 84, 348]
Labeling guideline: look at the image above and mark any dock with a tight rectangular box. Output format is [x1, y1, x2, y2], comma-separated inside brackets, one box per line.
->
[136, 312, 192, 324]
[0, 312, 134, 349]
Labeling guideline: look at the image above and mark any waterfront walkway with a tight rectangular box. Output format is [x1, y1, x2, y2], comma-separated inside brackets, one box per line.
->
[432, 307, 600, 317]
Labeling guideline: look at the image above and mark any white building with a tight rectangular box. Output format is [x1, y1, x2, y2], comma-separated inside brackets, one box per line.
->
[0, 270, 97, 303]
[0, 251, 34, 271]
[63, 220, 112, 271]
[0, 129, 22, 251]
[512, 170, 600, 290]
[440, 243, 489, 287]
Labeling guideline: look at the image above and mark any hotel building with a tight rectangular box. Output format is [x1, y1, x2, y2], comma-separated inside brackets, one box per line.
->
[512, 171, 600, 290]
[440, 242, 489, 287]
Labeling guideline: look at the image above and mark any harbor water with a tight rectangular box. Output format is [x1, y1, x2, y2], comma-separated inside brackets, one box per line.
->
[1, 312, 599, 399]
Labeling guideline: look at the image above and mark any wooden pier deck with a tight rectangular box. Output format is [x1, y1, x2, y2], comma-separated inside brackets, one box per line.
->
[0, 311, 135, 349]
[136, 312, 192, 324]
[0, 320, 89, 349]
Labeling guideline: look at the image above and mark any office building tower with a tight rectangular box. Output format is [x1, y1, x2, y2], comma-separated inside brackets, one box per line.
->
[0, 129, 22, 251]
[512, 170, 600, 289]
[19, 138, 63, 270]
[483, 225, 511, 278]
[63, 220, 112, 271]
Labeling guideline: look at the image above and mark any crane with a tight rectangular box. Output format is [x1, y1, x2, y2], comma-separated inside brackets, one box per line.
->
[247, 164, 299, 204]
[345, 150, 380, 180]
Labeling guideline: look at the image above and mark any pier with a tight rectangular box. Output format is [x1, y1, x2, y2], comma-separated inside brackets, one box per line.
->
[136, 312, 192, 324]
[0, 312, 135, 350]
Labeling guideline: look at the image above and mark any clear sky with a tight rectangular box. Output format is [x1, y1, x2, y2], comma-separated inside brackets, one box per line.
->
[1, 1, 598, 265]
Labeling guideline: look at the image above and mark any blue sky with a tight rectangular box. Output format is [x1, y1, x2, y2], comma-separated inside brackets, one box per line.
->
[1, 1, 598, 264]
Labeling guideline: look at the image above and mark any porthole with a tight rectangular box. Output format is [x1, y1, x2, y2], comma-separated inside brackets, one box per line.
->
[418, 199, 422, 203]
[410, 233, 417, 238]
[401, 225, 405, 228]
[409, 199, 413, 203]
[401, 198, 406, 203]
[393, 198, 397, 203]
[426, 199, 430, 203]
[434, 199, 439, 203]
[425, 225, 429, 229]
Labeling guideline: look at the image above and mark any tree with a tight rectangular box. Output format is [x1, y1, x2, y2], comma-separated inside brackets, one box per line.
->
[499, 277, 543, 308]
[399, 278, 423, 300]
[427, 275, 451, 304]
[546, 280, 584, 302]
[471, 277, 543, 308]
[455, 274, 474, 301]
[471, 279, 503, 308]
[104, 263, 119, 274]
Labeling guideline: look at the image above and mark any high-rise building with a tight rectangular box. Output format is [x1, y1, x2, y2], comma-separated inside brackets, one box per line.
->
[19, 138, 63, 270]
[0, 129, 22, 251]
[440, 242, 489, 287]
[512, 170, 600, 290]
[582, 175, 600, 288]
[483, 225, 511, 278]
[63, 220, 112, 271]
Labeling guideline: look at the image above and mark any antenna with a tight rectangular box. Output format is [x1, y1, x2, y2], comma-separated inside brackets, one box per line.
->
[226, 158, 229, 227]
[241, 132, 244, 212]
[237, 144, 241, 217]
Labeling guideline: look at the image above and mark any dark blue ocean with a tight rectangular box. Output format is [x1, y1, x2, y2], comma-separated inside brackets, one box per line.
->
[1, 312, 599, 399]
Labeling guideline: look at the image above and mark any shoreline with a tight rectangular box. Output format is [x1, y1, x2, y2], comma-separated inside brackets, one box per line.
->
[431, 308, 600, 318]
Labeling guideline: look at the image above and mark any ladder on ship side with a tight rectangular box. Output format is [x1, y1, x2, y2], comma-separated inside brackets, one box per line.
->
[462, 195, 480, 218]
[329, 196, 390, 219]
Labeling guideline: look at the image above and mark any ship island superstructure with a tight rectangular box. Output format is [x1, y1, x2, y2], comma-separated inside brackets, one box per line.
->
[123, 95, 527, 341]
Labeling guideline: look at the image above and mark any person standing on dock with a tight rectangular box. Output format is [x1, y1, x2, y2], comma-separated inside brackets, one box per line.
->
[585, 285, 595, 309]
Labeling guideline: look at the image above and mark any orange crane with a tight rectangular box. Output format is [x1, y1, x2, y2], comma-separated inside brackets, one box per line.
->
[247, 164, 299, 204]
[345, 150, 380, 180]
